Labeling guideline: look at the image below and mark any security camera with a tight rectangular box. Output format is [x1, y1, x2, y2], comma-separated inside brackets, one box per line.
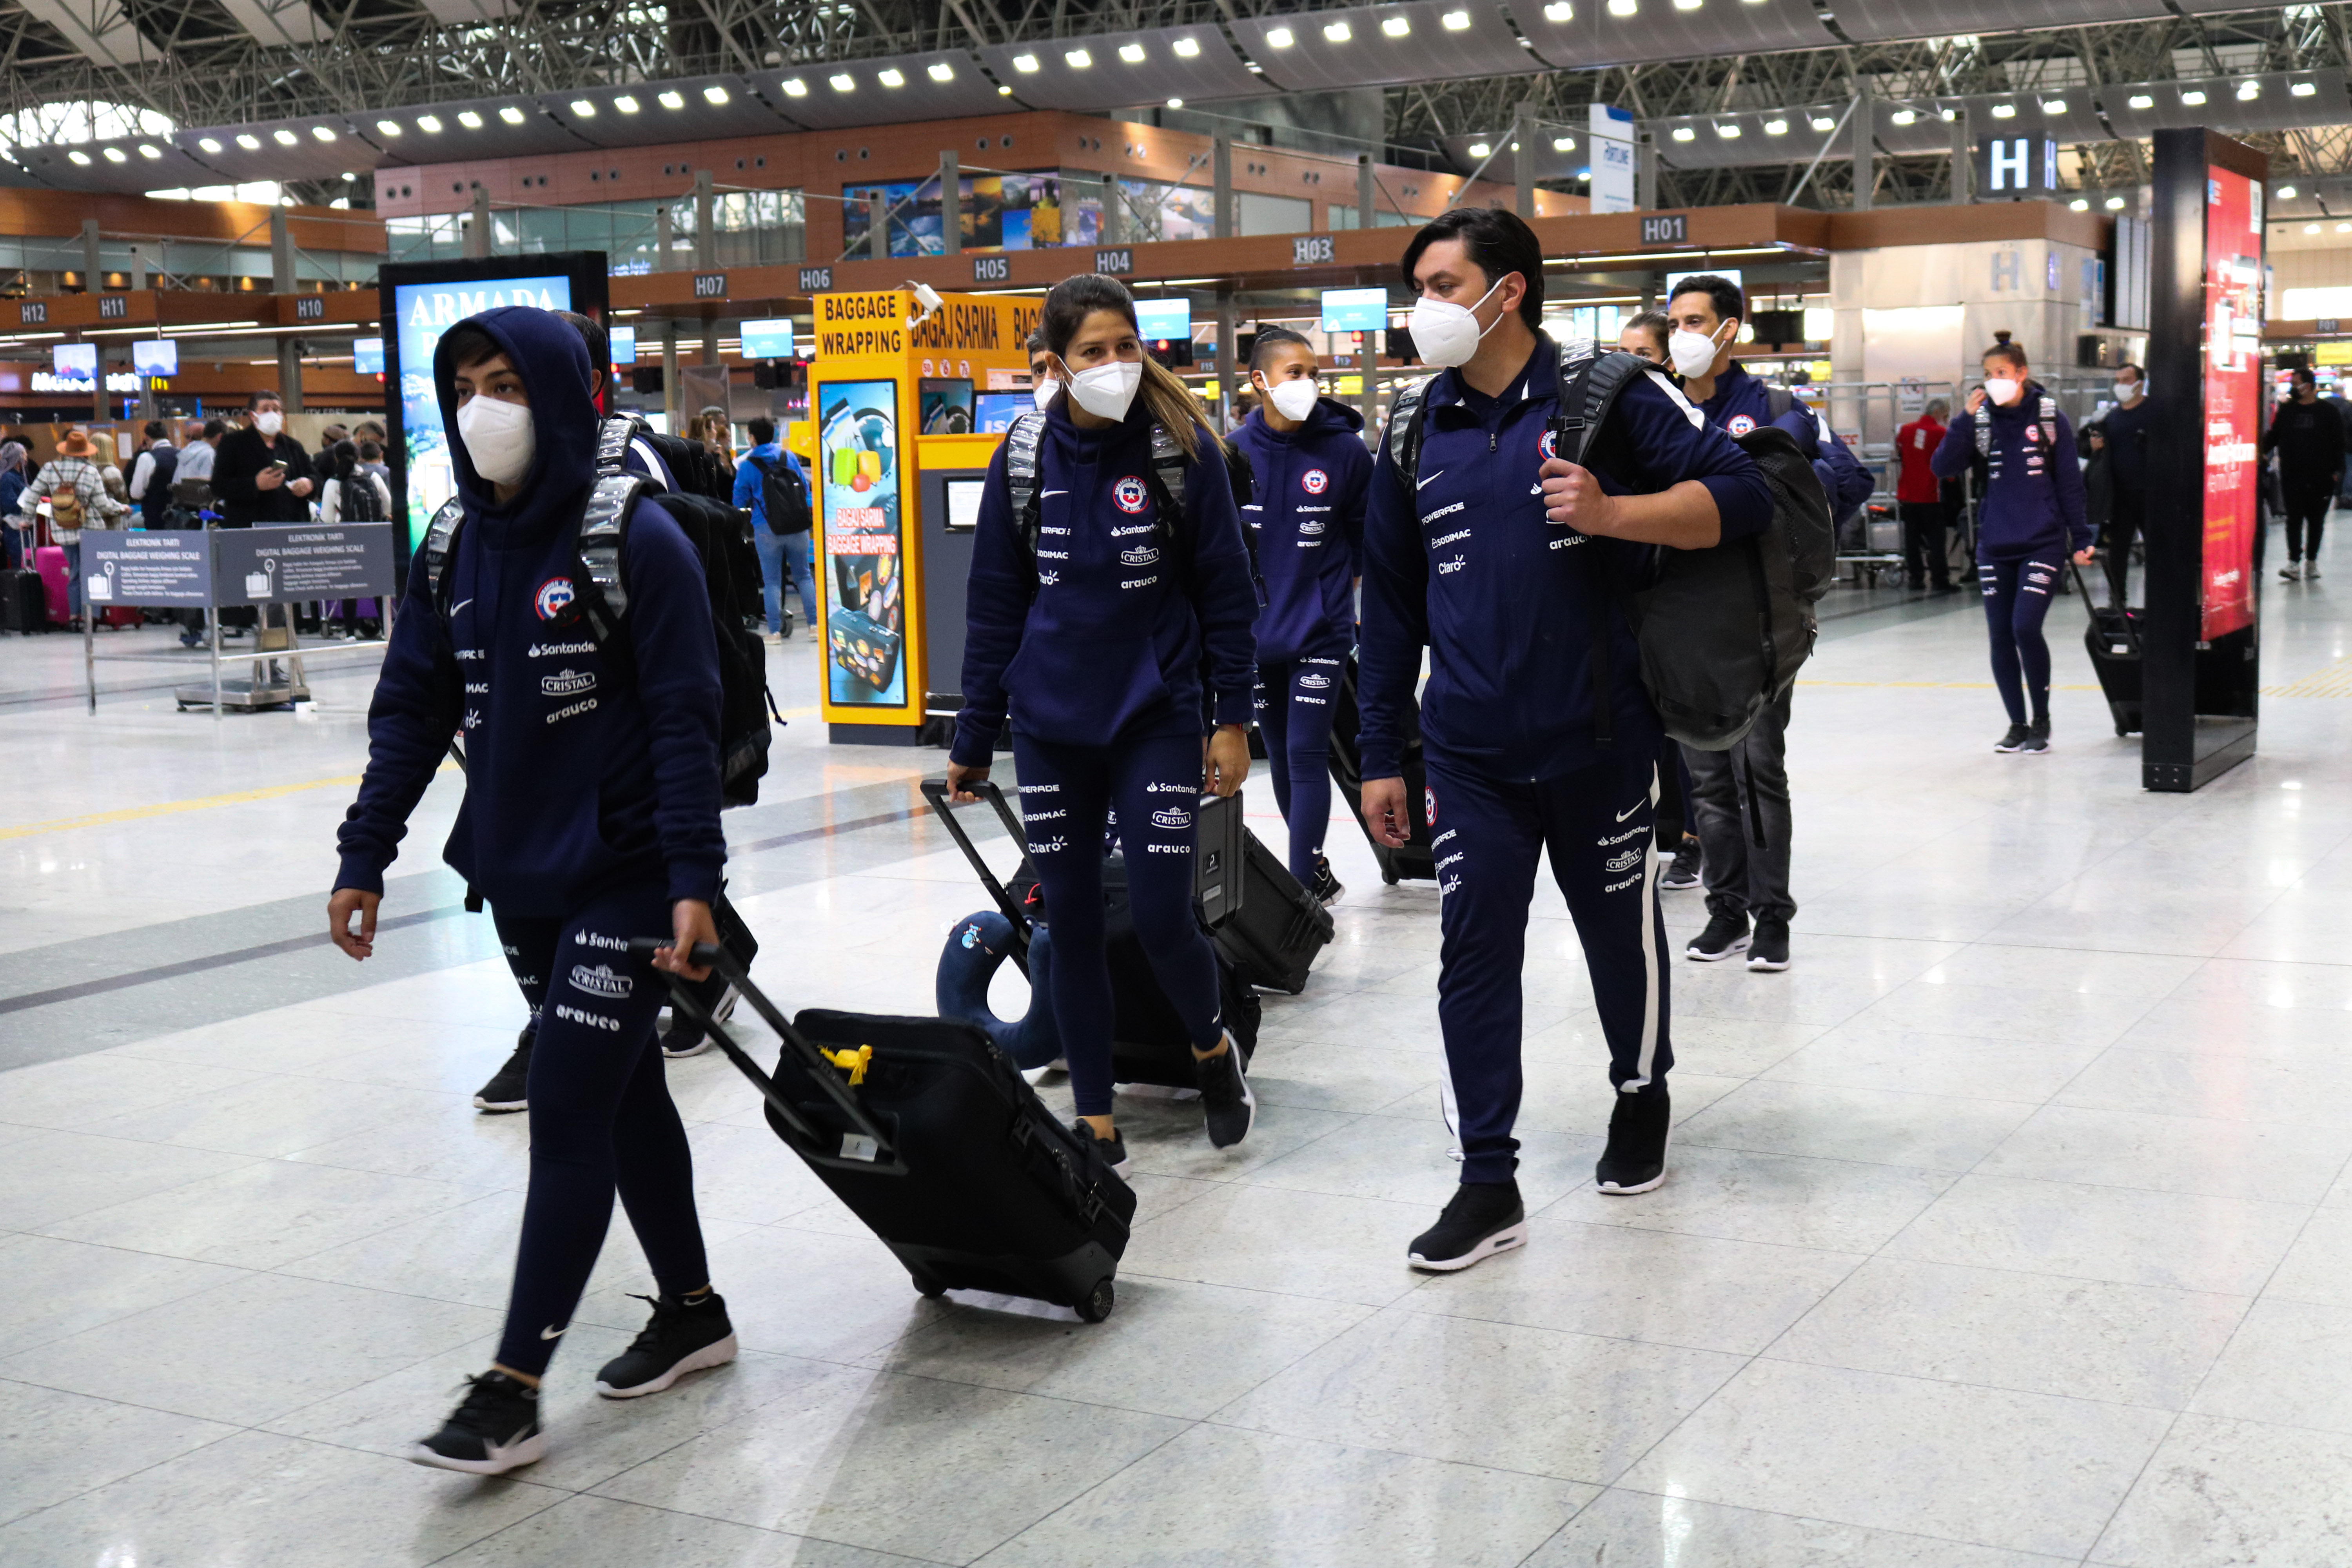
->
[905, 282, 944, 330]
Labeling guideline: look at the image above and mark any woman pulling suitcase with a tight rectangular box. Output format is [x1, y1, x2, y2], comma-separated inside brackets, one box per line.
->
[946, 274, 1261, 1173]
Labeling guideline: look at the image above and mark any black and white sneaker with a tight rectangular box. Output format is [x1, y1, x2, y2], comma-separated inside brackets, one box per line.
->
[1194, 1029, 1255, 1148]
[1746, 920, 1791, 972]
[1407, 1180, 1527, 1272]
[1073, 1118, 1132, 1178]
[1661, 836, 1702, 891]
[2019, 717, 2051, 755]
[472, 1028, 533, 1113]
[409, 1370, 543, 1475]
[659, 976, 737, 1058]
[1308, 855, 1345, 907]
[1685, 913, 1750, 962]
[594, 1292, 739, 1398]
[1595, 1087, 1671, 1194]
[1022, 1057, 1070, 1087]
[1994, 723, 2031, 753]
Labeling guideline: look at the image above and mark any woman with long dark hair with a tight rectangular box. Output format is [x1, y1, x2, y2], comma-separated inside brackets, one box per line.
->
[946, 274, 1261, 1171]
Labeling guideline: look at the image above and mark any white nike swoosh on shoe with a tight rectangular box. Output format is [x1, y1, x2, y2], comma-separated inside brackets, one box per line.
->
[1417, 469, 1446, 490]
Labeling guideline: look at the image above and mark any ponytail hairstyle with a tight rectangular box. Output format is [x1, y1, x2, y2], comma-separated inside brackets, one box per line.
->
[1039, 273, 1220, 463]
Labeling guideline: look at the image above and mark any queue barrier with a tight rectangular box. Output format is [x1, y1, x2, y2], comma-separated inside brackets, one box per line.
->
[77, 522, 398, 717]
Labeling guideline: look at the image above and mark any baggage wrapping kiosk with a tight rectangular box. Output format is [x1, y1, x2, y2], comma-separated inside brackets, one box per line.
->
[806, 288, 1034, 745]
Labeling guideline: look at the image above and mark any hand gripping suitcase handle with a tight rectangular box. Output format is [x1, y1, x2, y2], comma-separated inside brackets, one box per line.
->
[919, 778, 1037, 946]
[629, 938, 906, 1174]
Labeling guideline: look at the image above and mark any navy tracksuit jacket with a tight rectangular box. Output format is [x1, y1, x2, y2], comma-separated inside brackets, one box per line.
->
[1929, 386, 2092, 562]
[1359, 336, 1771, 1183]
[1697, 363, 1875, 522]
[1230, 397, 1370, 882]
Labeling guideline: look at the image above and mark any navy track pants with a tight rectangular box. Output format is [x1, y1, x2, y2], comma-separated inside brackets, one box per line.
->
[1427, 748, 1674, 1185]
[1978, 554, 2060, 726]
[490, 884, 708, 1376]
[1254, 648, 1345, 885]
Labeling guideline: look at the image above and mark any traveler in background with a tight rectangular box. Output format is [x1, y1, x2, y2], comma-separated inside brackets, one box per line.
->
[356, 438, 390, 486]
[1026, 329, 1057, 410]
[946, 273, 1261, 1176]
[1358, 211, 1770, 1270]
[1896, 398, 1956, 592]
[2099, 362, 2151, 604]
[2082, 422, 2113, 591]
[213, 391, 315, 528]
[0, 441, 26, 571]
[1931, 341, 2094, 754]
[329, 307, 733, 1476]
[1230, 325, 1368, 902]
[91, 431, 128, 509]
[1619, 307, 1705, 892]
[733, 415, 818, 644]
[1662, 274, 1865, 975]
[13, 426, 127, 627]
[320, 439, 392, 524]
[2266, 365, 2345, 581]
[555, 310, 676, 493]
[175, 419, 224, 485]
[318, 422, 351, 451]
[127, 419, 180, 525]
[689, 410, 735, 483]
[1617, 310, 1671, 365]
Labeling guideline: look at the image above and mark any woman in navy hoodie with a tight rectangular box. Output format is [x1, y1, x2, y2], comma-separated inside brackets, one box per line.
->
[1931, 340, 2095, 754]
[327, 307, 733, 1475]
[1229, 326, 1370, 902]
[946, 274, 1261, 1173]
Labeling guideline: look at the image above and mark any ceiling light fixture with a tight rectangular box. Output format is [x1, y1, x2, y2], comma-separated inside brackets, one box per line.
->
[1764, 118, 1787, 134]
[928, 61, 955, 81]
[1119, 42, 1145, 61]
[2292, 80, 2316, 97]
[1990, 102, 2015, 118]
[457, 111, 483, 127]
[376, 119, 401, 136]
[2071, 198, 2089, 211]
[614, 94, 639, 112]
[1383, 16, 1411, 36]
[1717, 122, 1740, 137]
[273, 128, 299, 144]
[998, 83, 1013, 94]
[1323, 20, 1352, 40]
[2277, 184, 2298, 198]
[1012, 51, 1040, 70]
[238, 132, 263, 147]
[2042, 99, 2067, 114]
[828, 73, 854, 90]
[103, 145, 127, 162]
[1671, 125, 1695, 140]
[1267, 26, 1294, 46]
[1553, 135, 1574, 150]
[1469, 141, 1492, 158]
[2107, 196, 2126, 210]
[499, 105, 526, 123]
[1544, 0, 1572, 16]
[68, 149, 91, 165]
[2127, 93, 2153, 109]
[2237, 82, 2260, 101]
[312, 125, 337, 140]
[702, 85, 729, 104]
[878, 68, 904, 86]
[1065, 47, 1093, 67]
[1167, 96, 1184, 107]
[1607, 0, 1636, 14]
[199, 136, 223, 152]
[658, 90, 684, 109]
[1173, 36, 1200, 56]
[2180, 89, 2207, 105]
[2306, 222, 2323, 234]
[1891, 109, 1916, 125]
[1673, 0, 1702, 11]
[1443, 9, 1472, 27]
[1810, 115, 1835, 130]
[570, 98, 595, 117]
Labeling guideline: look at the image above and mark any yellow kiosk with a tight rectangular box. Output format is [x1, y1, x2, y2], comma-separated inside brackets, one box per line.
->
[807, 289, 1036, 743]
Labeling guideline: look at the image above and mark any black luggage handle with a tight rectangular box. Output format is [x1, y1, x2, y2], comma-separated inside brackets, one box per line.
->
[630, 938, 908, 1176]
[2068, 561, 2142, 656]
[919, 778, 1037, 956]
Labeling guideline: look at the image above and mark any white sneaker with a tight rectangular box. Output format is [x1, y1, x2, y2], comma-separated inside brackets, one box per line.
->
[2308, 562, 2323, 580]
[1021, 1058, 1069, 1086]
[2281, 563, 2303, 581]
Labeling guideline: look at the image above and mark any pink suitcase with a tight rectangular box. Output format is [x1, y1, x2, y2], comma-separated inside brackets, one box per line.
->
[33, 544, 69, 625]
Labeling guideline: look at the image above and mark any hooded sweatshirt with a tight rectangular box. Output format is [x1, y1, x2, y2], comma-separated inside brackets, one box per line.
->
[334, 305, 724, 916]
[951, 396, 1259, 767]
[1229, 397, 1370, 662]
[1931, 381, 2091, 561]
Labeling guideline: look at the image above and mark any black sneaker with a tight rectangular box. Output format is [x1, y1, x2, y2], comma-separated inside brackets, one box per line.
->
[1194, 1029, 1255, 1149]
[1685, 913, 1750, 962]
[1073, 1118, 1131, 1178]
[1595, 1087, 1671, 1195]
[2020, 717, 2051, 755]
[1747, 919, 1791, 972]
[409, 1370, 543, 1475]
[1308, 855, 1344, 907]
[594, 1292, 739, 1399]
[1407, 1179, 1527, 1272]
[1994, 723, 2031, 753]
[660, 975, 736, 1059]
[1661, 836, 1702, 891]
[472, 1028, 532, 1113]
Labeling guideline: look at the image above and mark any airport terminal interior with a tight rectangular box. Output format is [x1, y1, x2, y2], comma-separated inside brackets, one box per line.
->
[5, 0, 2352, 1563]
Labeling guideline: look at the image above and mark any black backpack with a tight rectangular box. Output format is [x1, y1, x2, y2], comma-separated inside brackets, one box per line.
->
[338, 468, 387, 524]
[1385, 338, 1832, 751]
[419, 419, 778, 806]
[747, 451, 813, 535]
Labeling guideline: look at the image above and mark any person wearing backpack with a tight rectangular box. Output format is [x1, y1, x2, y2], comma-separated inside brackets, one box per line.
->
[14, 427, 129, 627]
[327, 307, 735, 1475]
[1229, 325, 1369, 904]
[733, 415, 817, 642]
[319, 439, 392, 524]
[944, 273, 1261, 1174]
[1660, 275, 1866, 975]
[1931, 339, 2095, 754]
[126, 420, 181, 526]
[1358, 210, 1772, 1271]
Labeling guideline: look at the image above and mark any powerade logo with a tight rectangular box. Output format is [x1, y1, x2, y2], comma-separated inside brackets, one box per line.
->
[1112, 476, 1149, 514]
[1301, 468, 1328, 494]
[570, 963, 632, 999]
[534, 577, 575, 621]
[1151, 806, 1192, 831]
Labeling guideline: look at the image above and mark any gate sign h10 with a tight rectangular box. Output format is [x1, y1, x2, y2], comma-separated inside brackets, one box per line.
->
[1978, 133, 2060, 199]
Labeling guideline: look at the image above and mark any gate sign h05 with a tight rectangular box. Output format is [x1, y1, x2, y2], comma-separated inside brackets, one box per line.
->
[1977, 133, 2060, 200]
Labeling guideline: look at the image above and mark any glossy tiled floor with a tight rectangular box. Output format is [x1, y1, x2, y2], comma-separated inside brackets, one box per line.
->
[4, 540, 2350, 1567]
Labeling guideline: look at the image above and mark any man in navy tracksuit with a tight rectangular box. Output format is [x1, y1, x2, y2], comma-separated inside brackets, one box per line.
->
[328, 307, 735, 1475]
[1931, 340, 2093, 753]
[1663, 276, 1875, 973]
[1230, 325, 1370, 900]
[1358, 210, 1772, 1272]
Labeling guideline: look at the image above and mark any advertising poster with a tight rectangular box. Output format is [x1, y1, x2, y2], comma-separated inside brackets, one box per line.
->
[818, 377, 907, 706]
[390, 273, 573, 555]
[2200, 167, 2263, 641]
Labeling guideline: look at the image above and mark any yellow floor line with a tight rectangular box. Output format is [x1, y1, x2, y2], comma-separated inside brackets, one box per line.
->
[2263, 656, 2352, 699]
[0, 760, 457, 842]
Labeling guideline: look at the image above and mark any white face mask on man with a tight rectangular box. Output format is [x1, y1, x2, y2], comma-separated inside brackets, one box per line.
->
[1030, 377, 1058, 412]
[1063, 358, 1142, 421]
[1408, 278, 1506, 369]
[456, 394, 535, 486]
[2114, 377, 2144, 402]
[1263, 378, 1320, 423]
[1667, 322, 1731, 379]
[253, 410, 283, 436]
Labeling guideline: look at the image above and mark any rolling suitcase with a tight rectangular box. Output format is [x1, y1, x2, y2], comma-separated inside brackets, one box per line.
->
[638, 937, 1137, 1322]
[34, 545, 71, 625]
[1327, 652, 1438, 885]
[1, 568, 43, 633]
[922, 779, 1260, 1088]
[2072, 562, 2143, 736]
[1198, 789, 1333, 995]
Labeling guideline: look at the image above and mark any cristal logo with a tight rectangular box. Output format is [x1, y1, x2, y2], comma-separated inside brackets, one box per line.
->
[1299, 519, 1325, 536]
[1604, 848, 1642, 874]
[570, 963, 632, 999]
[540, 668, 594, 698]
[1301, 468, 1328, 494]
[1299, 672, 1330, 690]
[1120, 545, 1161, 567]
[1112, 476, 1150, 514]
[534, 577, 575, 621]
[1151, 806, 1192, 831]
[1728, 414, 1757, 436]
